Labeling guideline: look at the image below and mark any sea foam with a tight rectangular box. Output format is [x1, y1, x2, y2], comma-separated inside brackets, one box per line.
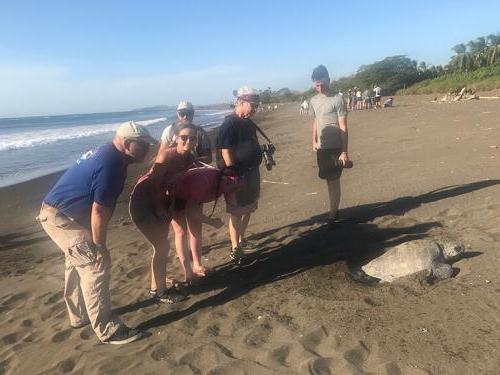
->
[0, 117, 166, 151]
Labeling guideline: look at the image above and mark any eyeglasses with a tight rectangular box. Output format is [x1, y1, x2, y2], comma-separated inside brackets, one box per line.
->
[178, 135, 197, 143]
[178, 110, 194, 118]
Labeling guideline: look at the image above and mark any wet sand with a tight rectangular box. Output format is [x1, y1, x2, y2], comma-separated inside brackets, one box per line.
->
[1, 95, 500, 374]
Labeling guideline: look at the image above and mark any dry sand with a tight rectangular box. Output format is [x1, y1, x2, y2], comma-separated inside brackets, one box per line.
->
[1, 95, 500, 374]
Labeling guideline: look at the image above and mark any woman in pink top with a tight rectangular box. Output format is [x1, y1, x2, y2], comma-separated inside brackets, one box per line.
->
[129, 124, 197, 303]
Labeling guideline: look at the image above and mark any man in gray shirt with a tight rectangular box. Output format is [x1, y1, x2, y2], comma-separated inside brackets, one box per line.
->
[309, 65, 350, 226]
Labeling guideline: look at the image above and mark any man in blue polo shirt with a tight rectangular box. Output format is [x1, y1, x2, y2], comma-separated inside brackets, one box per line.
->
[39, 121, 156, 345]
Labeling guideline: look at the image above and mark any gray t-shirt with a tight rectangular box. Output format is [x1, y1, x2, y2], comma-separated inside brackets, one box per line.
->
[309, 93, 348, 149]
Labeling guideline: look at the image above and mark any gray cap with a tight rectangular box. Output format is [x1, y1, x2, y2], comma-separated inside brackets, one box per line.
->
[116, 121, 157, 144]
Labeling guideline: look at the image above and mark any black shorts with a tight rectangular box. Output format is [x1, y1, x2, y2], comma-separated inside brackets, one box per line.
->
[317, 148, 343, 180]
[235, 167, 260, 206]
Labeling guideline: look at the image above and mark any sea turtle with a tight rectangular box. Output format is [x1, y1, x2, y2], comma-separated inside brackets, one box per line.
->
[361, 239, 465, 283]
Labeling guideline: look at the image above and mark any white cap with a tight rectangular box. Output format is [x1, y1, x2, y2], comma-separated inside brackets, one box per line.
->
[236, 86, 260, 104]
[116, 121, 157, 144]
[177, 101, 194, 111]
[237, 86, 259, 98]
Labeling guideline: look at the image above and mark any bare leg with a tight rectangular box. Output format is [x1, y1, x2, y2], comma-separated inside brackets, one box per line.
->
[326, 178, 341, 219]
[134, 223, 170, 293]
[229, 214, 242, 249]
[171, 212, 193, 282]
[239, 213, 252, 243]
[186, 205, 204, 274]
[149, 234, 170, 293]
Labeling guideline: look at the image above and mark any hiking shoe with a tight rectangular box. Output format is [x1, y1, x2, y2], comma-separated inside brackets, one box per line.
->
[230, 246, 245, 261]
[156, 288, 187, 304]
[104, 326, 144, 345]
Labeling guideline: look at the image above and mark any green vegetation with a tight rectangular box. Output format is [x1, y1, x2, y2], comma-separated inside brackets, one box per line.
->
[262, 32, 500, 101]
[398, 65, 500, 94]
[402, 32, 500, 94]
[449, 33, 500, 72]
[259, 87, 301, 103]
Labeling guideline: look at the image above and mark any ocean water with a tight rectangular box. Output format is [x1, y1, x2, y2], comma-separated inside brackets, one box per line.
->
[0, 107, 232, 187]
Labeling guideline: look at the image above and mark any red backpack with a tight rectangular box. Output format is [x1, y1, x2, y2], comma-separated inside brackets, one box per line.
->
[173, 166, 242, 204]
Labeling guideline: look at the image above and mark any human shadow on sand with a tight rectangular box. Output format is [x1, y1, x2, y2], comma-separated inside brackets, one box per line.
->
[130, 179, 497, 331]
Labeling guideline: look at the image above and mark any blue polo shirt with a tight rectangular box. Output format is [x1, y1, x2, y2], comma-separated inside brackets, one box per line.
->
[44, 143, 129, 228]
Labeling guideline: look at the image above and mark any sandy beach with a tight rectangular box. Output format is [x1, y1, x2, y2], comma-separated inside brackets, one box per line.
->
[1, 95, 500, 374]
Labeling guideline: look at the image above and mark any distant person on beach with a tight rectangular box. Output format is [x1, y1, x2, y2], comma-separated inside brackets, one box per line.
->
[216, 86, 263, 261]
[362, 89, 371, 109]
[356, 88, 363, 110]
[373, 85, 382, 109]
[383, 97, 394, 108]
[309, 65, 350, 226]
[300, 100, 309, 115]
[39, 121, 156, 345]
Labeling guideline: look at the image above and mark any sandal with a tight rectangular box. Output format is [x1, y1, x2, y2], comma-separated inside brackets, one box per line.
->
[192, 266, 214, 278]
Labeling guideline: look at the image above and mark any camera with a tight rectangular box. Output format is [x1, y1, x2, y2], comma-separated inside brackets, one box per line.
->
[331, 158, 353, 169]
[261, 143, 276, 171]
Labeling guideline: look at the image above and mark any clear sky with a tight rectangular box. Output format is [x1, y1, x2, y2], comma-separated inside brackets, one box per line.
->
[1, 0, 499, 117]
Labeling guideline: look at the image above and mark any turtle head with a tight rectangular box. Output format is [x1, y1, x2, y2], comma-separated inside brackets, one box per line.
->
[439, 241, 465, 262]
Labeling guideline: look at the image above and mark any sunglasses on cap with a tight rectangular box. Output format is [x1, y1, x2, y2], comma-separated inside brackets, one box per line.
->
[178, 134, 197, 143]
[178, 110, 194, 118]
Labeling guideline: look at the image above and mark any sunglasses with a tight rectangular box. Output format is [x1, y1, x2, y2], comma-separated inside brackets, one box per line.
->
[178, 110, 194, 118]
[178, 135, 197, 143]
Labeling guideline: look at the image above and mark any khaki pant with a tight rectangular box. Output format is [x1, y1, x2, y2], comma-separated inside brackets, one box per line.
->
[38, 205, 122, 342]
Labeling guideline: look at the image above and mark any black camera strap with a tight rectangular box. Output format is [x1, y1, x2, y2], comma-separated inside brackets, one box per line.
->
[253, 122, 273, 144]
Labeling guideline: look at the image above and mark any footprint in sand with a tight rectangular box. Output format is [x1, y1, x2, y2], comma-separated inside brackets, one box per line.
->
[51, 329, 72, 343]
[179, 343, 235, 372]
[150, 344, 168, 361]
[41, 301, 66, 321]
[268, 345, 290, 366]
[45, 290, 63, 305]
[2, 332, 20, 345]
[79, 327, 93, 340]
[57, 358, 76, 373]
[23, 333, 37, 343]
[343, 341, 370, 367]
[126, 265, 149, 279]
[2, 291, 31, 306]
[206, 324, 220, 337]
[307, 357, 335, 375]
[243, 322, 272, 347]
[21, 319, 33, 327]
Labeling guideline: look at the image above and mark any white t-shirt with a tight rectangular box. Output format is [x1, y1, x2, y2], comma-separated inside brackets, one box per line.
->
[374, 86, 382, 97]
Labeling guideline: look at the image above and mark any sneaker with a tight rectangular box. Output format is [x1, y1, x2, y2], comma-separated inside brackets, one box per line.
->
[104, 326, 144, 345]
[156, 288, 187, 304]
[148, 289, 157, 298]
[230, 246, 245, 261]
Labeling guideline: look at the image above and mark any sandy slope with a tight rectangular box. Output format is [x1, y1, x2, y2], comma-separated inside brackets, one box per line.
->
[1, 95, 500, 374]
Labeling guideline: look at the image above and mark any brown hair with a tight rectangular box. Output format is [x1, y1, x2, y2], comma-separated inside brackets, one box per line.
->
[174, 123, 197, 136]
